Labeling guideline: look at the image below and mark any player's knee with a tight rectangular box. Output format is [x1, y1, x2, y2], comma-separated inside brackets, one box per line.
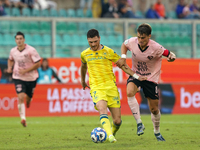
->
[18, 95, 24, 103]
[127, 90, 134, 97]
[98, 108, 107, 114]
[150, 108, 159, 115]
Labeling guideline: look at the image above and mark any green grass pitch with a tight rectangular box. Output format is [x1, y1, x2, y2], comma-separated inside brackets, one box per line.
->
[0, 114, 200, 150]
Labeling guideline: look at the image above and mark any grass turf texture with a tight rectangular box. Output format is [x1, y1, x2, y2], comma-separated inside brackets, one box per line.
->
[0, 115, 200, 150]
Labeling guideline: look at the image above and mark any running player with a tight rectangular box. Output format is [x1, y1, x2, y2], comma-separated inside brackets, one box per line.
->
[116, 23, 176, 141]
[6, 32, 41, 127]
[81, 29, 146, 143]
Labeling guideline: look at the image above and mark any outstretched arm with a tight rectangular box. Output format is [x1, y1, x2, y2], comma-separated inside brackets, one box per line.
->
[120, 64, 147, 81]
[80, 62, 90, 90]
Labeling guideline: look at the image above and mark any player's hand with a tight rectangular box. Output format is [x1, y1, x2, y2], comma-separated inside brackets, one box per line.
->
[18, 69, 26, 75]
[138, 76, 147, 81]
[81, 82, 90, 90]
[167, 52, 176, 62]
[115, 58, 127, 68]
[6, 68, 13, 73]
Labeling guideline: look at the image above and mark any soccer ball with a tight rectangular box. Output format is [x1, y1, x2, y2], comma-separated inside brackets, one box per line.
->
[90, 127, 107, 143]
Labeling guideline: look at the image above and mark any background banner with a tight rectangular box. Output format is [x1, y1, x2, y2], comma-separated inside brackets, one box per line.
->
[0, 83, 199, 117]
[1, 58, 200, 83]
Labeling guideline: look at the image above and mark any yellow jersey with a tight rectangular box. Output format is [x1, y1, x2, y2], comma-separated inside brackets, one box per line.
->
[81, 45, 120, 89]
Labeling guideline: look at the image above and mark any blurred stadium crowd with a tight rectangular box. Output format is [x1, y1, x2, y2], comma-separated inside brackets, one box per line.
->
[0, 0, 199, 19]
[0, 0, 199, 59]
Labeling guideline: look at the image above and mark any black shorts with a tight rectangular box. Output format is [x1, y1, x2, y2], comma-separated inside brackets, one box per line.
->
[13, 79, 37, 98]
[127, 76, 159, 99]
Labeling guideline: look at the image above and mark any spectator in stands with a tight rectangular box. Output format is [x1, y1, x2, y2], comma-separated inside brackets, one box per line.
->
[2, 0, 11, 8]
[37, 58, 62, 84]
[10, 0, 26, 9]
[21, 0, 34, 9]
[183, 3, 200, 19]
[190, 0, 200, 17]
[190, 0, 200, 12]
[176, 0, 186, 18]
[34, 0, 57, 10]
[118, 0, 137, 18]
[154, 0, 166, 18]
[0, 0, 6, 16]
[79, 0, 93, 10]
[146, 4, 160, 19]
[101, 0, 121, 18]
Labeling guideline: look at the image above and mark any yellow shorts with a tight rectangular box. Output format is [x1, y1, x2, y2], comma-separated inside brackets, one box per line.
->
[90, 86, 121, 110]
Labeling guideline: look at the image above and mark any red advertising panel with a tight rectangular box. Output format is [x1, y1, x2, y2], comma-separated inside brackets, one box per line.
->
[161, 59, 200, 82]
[0, 84, 142, 117]
[172, 83, 200, 114]
[0, 83, 200, 117]
[46, 58, 200, 84]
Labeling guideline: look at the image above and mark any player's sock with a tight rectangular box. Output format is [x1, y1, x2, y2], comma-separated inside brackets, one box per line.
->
[100, 114, 112, 137]
[18, 103, 26, 120]
[151, 110, 161, 134]
[111, 120, 122, 136]
[128, 96, 142, 124]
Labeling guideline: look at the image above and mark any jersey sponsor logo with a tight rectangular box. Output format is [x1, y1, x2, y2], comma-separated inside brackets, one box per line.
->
[18, 60, 26, 68]
[137, 61, 148, 72]
[87, 56, 107, 62]
[136, 71, 151, 76]
[147, 56, 153, 60]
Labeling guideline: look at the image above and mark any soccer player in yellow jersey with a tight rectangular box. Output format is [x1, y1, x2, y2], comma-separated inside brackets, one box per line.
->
[81, 29, 147, 143]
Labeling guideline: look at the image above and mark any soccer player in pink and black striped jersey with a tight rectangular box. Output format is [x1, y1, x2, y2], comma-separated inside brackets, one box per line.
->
[116, 23, 176, 141]
[6, 32, 41, 127]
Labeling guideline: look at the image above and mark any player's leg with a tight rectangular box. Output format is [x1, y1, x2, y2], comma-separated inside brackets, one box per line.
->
[13, 79, 27, 127]
[17, 92, 26, 127]
[96, 100, 115, 142]
[25, 80, 37, 108]
[127, 80, 145, 136]
[147, 98, 165, 141]
[109, 107, 122, 136]
[144, 81, 165, 141]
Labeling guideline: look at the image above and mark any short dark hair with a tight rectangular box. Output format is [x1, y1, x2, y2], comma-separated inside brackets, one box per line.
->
[15, 31, 25, 38]
[87, 29, 99, 38]
[137, 23, 152, 35]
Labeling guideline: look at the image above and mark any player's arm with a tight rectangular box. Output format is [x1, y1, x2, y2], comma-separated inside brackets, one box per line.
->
[80, 62, 90, 90]
[162, 49, 176, 62]
[7, 59, 14, 73]
[19, 61, 41, 75]
[120, 64, 147, 81]
[115, 43, 129, 68]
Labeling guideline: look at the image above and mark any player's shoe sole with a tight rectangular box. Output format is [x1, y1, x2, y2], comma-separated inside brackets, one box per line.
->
[21, 119, 27, 127]
[108, 135, 117, 143]
[137, 123, 145, 136]
[155, 133, 165, 141]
